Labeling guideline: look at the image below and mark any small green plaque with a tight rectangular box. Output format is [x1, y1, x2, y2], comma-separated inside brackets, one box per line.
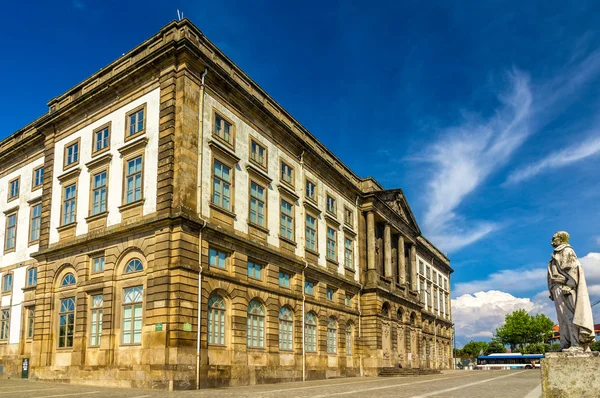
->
[155, 323, 163, 331]
[183, 322, 192, 332]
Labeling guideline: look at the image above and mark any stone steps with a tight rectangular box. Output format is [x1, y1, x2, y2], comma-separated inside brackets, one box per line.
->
[378, 367, 442, 377]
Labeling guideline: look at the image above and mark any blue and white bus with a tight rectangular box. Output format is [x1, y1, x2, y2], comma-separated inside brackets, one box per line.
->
[476, 353, 544, 370]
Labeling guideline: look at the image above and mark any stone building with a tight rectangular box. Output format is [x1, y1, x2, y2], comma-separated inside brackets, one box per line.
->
[0, 19, 453, 389]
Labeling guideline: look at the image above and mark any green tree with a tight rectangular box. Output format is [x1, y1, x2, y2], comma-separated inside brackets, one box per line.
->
[495, 309, 554, 350]
[485, 339, 507, 355]
[461, 340, 488, 357]
[591, 340, 600, 352]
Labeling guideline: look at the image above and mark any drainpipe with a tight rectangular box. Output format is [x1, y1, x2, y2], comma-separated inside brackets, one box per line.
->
[302, 260, 308, 382]
[196, 219, 207, 389]
[358, 282, 363, 377]
[196, 68, 208, 390]
[433, 315, 437, 370]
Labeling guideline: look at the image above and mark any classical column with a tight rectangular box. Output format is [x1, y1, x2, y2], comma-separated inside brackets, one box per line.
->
[367, 211, 376, 270]
[410, 244, 418, 291]
[384, 223, 392, 278]
[398, 235, 405, 285]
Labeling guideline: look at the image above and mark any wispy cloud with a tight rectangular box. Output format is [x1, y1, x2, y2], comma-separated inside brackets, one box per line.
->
[505, 135, 600, 184]
[453, 267, 547, 297]
[421, 70, 532, 252]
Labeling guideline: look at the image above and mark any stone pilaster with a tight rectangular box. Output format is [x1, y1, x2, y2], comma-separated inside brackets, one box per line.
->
[384, 223, 392, 278]
[410, 244, 418, 291]
[367, 211, 376, 271]
[397, 235, 405, 285]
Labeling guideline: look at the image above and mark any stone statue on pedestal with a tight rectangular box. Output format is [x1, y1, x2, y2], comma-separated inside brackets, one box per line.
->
[547, 231, 595, 351]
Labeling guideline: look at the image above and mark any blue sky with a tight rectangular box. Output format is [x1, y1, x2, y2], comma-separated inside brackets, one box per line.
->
[2, 1, 600, 346]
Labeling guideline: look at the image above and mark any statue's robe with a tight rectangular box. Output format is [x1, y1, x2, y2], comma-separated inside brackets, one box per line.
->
[547, 244, 595, 349]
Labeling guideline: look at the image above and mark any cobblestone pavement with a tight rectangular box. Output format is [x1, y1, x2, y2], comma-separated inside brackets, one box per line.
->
[0, 370, 542, 398]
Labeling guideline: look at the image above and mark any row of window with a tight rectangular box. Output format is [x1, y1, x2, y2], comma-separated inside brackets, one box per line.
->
[209, 295, 354, 355]
[6, 166, 44, 202]
[418, 259, 449, 291]
[62, 104, 146, 171]
[208, 249, 355, 305]
[3, 203, 42, 253]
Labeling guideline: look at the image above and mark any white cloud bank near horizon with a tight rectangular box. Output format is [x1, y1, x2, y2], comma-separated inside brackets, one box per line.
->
[452, 251, 600, 347]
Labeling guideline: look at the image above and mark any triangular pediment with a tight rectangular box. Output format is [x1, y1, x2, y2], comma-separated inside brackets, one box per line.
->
[377, 189, 421, 233]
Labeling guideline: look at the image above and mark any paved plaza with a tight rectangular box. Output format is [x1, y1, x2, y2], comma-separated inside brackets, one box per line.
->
[0, 370, 542, 398]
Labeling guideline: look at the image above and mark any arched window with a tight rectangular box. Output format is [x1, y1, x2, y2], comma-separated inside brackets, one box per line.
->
[397, 308, 403, 322]
[122, 286, 143, 344]
[58, 297, 75, 348]
[61, 273, 76, 287]
[247, 299, 265, 348]
[327, 317, 337, 354]
[125, 258, 144, 274]
[279, 307, 293, 351]
[382, 303, 390, 318]
[208, 296, 225, 345]
[346, 322, 353, 356]
[410, 312, 416, 326]
[2, 273, 13, 292]
[305, 312, 317, 353]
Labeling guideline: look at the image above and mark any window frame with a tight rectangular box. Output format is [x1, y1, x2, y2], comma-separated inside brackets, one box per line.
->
[32, 166, 44, 191]
[29, 202, 42, 244]
[26, 307, 35, 340]
[327, 317, 338, 354]
[90, 167, 109, 216]
[280, 198, 295, 242]
[92, 122, 111, 156]
[278, 306, 294, 351]
[305, 212, 318, 253]
[89, 295, 103, 347]
[247, 299, 266, 349]
[63, 137, 81, 170]
[345, 323, 353, 356]
[344, 206, 353, 228]
[61, 182, 78, 226]
[326, 194, 336, 215]
[208, 247, 229, 270]
[212, 109, 235, 147]
[278, 271, 291, 289]
[344, 236, 354, 270]
[326, 226, 337, 261]
[249, 139, 267, 170]
[247, 260, 263, 280]
[0, 308, 9, 340]
[4, 210, 18, 253]
[122, 153, 144, 206]
[305, 312, 317, 353]
[26, 267, 37, 287]
[121, 285, 144, 346]
[91, 254, 106, 274]
[326, 287, 334, 301]
[124, 103, 147, 142]
[304, 280, 314, 296]
[2, 273, 13, 293]
[305, 178, 317, 203]
[8, 176, 20, 201]
[211, 156, 234, 213]
[280, 160, 294, 188]
[58, 297, 75, 348]
[208, 295, 226, 346]
[248, 179, 267, 228]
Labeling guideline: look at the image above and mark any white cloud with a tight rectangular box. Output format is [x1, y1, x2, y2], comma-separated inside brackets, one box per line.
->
[505, 135, 600, 184]
[453, 267, 547, 297]
[422, 70, 532, 253]
[452, 290, 535, 347]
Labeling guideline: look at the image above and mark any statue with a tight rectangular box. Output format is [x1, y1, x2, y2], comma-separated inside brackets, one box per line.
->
[547, 231, 595, 351]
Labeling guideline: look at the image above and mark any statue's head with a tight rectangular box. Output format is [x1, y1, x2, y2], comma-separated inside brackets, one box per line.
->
[552, 231, 570, 247]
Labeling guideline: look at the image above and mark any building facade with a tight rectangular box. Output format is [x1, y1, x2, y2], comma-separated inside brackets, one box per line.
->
[0, 19, 453, 389]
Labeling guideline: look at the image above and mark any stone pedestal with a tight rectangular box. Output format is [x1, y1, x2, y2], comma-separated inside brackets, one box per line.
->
[541, 351, 600, 397]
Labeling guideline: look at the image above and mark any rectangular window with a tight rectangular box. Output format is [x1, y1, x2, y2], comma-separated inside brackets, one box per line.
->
[278, 272, 290, 288]
[345, 295, 352, 307]
[344, 238, 353, 269]
[0, 309, 9, 340]
[209, 248, 228, 269]
[212, 159, 232, 211]
[93, 124, 110, 153]
[92, 171, 108, 214]
[27, 267, 37, 287]
[249, 181, 266, 227]
[26, 307, 34, 339]
[419, 279, 425, 303]
[346, 328, 353, 356]
[127, 106, 145, 138]
[305, 179, 316, 201]
[5, 212, 17, 251]
[280, 199, 294, 240]
[326, 288, 334, 301]
[33, 166, 44, 189]
[304, 281, 314, 295]
[344, 207, 353, 227]
[326, 195, 336, 214]
[281, 161, 293, 187]
[213, 113, 233, 144]
[305, 214, 317, 252]
[248, 261, 262, 279]
[125, 156, 143, 204]
[58, 297, 75, 348]
[9, 177, 19, 199]
[419, 260, 424, 275]
[250, 140, 266, 168]
[65, 141, 79, 166]
[90, 295, 103, 347]
[122, 286, 143, 345]
[62, 183, 77, 225]
[2, 274, 12, 292]
[326, 227, 336, 261]
[30, 204, 42, 242]
[92, 256, 105, 273]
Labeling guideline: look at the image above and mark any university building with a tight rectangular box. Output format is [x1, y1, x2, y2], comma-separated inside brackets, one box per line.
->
[0, 19, 453, 389]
